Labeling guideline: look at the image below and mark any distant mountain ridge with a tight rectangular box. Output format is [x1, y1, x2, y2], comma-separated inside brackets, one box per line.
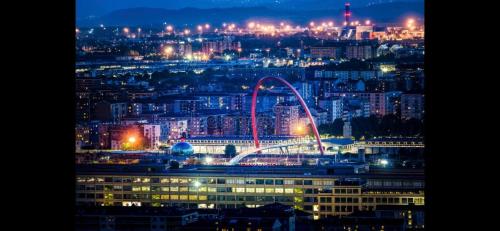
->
[77, 2, 423, 27]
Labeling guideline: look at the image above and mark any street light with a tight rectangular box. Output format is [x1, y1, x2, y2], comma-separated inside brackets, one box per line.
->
[237, 48, 242, 58]
[128, 136, 136, 144]
[164, 46, 173, 59]
[205, 156, 213, 164]
[193, 180, 202, 188]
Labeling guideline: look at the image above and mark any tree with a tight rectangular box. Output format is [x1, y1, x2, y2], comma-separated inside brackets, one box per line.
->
[169, 161, 180, 169]
[224, 144, 237, 158]
[317, 118, 344, 136]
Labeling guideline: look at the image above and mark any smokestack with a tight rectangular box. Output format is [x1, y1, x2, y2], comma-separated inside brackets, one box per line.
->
[344, 2, 351, 25]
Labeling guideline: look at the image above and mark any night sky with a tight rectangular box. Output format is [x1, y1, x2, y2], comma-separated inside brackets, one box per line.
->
[77, 0, 423, 19]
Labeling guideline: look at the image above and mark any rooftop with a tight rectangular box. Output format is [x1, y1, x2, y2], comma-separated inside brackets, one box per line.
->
[76, 164, 424, 180]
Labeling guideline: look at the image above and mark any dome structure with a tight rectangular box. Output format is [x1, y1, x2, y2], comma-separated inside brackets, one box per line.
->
[170, 142, 194, 156]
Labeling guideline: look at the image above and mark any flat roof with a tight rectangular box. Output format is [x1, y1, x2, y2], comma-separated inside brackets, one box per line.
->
[76, 165, 424, 180]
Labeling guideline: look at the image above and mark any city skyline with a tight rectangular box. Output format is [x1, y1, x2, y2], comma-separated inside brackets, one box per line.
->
[75, 0, 425, 230]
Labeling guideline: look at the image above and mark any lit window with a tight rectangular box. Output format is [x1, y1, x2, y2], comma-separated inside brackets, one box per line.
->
[285, 188, 294, 194]
[265, 188, 274, 193]
[275, 188, 284, 193]
[256, 188, 265, 193]
[246, 188, 255, 193]
[179, 195, 188, 200]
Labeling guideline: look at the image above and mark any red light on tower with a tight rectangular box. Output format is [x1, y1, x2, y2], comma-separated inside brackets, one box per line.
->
[344, 2, 351, 26]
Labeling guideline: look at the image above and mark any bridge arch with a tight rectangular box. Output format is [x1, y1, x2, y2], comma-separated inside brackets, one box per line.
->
[251, 76, 324, 155]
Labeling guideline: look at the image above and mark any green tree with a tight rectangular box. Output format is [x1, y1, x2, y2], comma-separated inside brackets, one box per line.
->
[169, 161, 180, 169]
[318, 118, 344, 136]
[224, 144, 237, 158]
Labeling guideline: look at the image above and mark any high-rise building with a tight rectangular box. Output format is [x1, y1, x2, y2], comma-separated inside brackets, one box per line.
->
[359, 93, 386, 116]
[142, 124, 161, 149]
[207, 114, 225, 136]
[294, 81, 314, 107]
[157, 117, 188, 140]
[310, 47, 339, 59]
[173, 99, 201, 115]
[343, 121, 352, 138]
[94, 101, 128, 122]
[223, 115, 252, 136]
[187, 116, 208, 136]
[346, 45, 373, 60]
[319, 97, 343, 123]
[202, 40, 241, 54]
[273, 102, 300, 135]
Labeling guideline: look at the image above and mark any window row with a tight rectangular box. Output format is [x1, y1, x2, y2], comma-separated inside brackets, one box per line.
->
[77, 177, 337, 186]
[77, 185, 303, 194]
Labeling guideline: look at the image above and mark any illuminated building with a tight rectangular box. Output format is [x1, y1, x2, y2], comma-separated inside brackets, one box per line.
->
[142, 124, 161, 149]
[346, 45, 374, 60]
[355, 25, 374, 40]
[273, 102, 300, 136]
[310, 47, 339, 59]
[127, 102, 143, 116]
[76, 92, 91, 122]
[202, 40, 241, 55]
[207, 114, 225, 136]
[222, 115, 252, 136]
[156, 117, 188, 140]
[314, 70, 379, 81]
[94, 101, 128, 122]
[362, 93, 387, 117]
[343, 121, 352, 139]
[318, 97, 344, 123]
[173, 99, 202, 115]
[75, 166, 425, 219]
[158, 115, 208, 137]
[293, 82, 314, 106]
